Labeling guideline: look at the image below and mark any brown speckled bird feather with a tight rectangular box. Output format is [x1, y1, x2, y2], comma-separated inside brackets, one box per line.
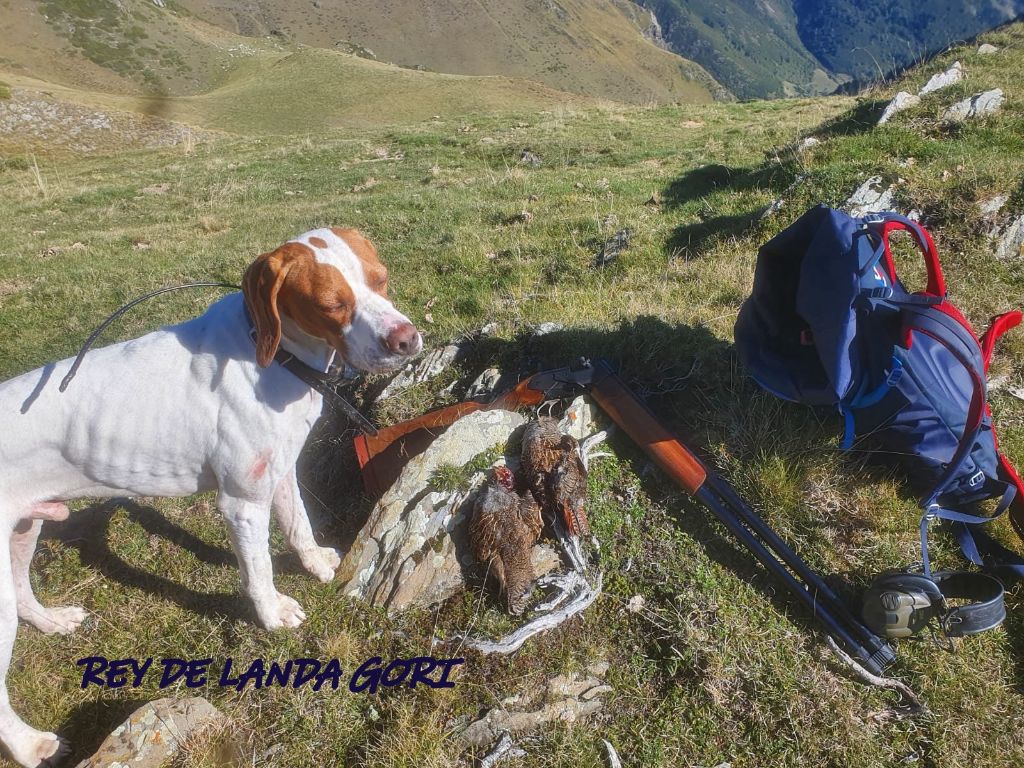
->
[520, 417, 590, 536]
[470, 468, 543, 614]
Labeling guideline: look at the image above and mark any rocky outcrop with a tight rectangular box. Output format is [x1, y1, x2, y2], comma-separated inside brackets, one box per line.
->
[337, 409, 563, 613]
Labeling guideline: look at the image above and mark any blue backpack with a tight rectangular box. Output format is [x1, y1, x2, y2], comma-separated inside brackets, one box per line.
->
[734, 205, 1024, 579]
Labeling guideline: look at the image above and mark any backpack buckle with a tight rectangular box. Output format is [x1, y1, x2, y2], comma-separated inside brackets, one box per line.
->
[863, 286, 894, 299]
[969, 471, 985, 488]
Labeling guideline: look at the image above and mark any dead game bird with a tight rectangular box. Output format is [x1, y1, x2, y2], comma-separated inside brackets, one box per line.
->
[470, 466, 544, 615]
[520, 417, 590, 537]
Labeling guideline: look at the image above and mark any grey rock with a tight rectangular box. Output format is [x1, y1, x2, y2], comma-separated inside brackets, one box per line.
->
[466, 367, 503, 400]
[978, 44, 999, 55]
[520, 150, 542, 167]
[919, 61, 963, 96]
[844, 176, 895, 217]
[995, 215, 1024, 260]
[378, 342, 466, 400]
[461, 668, 611, 748]
[337, 409, 560, 612]
[559, 395, 609, 442]
[533, 322, 564, 336]
[980, 195, 1008, 218]
[944, 89, 1004, 122]
[796, 136, 820, 152]
[878, 91, 920, 124]
[75, 697, 225, 768]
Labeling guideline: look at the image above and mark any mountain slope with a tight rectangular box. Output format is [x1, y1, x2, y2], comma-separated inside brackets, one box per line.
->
[177, 0, 726, 104]
[636, 0, 845, 100]
[640, 0, 1024, 98]
[794, 0, 1024, 84]
[0, 0, 725, 105]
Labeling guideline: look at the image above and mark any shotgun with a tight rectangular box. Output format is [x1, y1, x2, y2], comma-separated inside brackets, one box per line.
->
[354, 359, 897, 675]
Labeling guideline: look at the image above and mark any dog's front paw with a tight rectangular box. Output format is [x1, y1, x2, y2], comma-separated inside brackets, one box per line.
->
[300, 545, 341, 583]
[256, 592, 307, 630]
[22, 605, 88, 636]
[4, 726, 67, 768]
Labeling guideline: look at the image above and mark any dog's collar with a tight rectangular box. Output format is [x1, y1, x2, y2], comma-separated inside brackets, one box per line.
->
[243, 306, 378, 437]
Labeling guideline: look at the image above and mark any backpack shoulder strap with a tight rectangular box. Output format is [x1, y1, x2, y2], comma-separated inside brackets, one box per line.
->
[926, 309, 1024, 579]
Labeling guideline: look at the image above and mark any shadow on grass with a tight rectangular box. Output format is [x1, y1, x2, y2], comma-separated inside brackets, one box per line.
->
[43, 498, 311, 625]
[810, 98, 890, 139]
[659, 162, 797, 260]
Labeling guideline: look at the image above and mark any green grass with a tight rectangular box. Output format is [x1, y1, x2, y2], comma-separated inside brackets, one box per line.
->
[2, 25, 1024, 768]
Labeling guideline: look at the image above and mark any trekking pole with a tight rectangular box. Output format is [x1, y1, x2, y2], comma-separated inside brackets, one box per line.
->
[702, 472, 888, 650]
[589, 360, 896, 676]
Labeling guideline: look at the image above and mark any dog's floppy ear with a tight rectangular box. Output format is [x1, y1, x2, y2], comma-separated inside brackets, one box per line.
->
[242, 248, 294, 367]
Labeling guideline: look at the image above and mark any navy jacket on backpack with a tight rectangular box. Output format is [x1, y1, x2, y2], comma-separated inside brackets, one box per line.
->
[735, 205, 1024, 578]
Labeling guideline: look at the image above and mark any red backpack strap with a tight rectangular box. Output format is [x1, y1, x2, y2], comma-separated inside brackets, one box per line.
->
[980, 310, 1023, 373]
[871, 215, 947, 297]
[989, 311, 1024, 557]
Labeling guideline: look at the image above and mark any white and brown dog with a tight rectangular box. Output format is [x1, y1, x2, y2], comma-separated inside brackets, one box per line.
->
[0, 228, 421, 766]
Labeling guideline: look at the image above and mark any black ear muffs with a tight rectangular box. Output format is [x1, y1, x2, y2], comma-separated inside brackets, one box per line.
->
[862, 570, 1005, 640]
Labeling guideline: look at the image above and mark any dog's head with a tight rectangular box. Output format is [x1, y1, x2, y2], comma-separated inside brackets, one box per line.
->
[242, 228, 422, 374]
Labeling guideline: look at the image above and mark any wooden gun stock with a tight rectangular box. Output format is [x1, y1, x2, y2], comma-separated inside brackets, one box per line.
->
[589, 365, 707, 495]
[354, 377, 547, 496]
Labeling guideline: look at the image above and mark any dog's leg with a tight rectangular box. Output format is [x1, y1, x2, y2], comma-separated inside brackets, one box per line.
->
[11, 519, 86, 635]
[218, 493, 306, 630]
[272, 469, 340, 583]
[0, 524, 67, 767]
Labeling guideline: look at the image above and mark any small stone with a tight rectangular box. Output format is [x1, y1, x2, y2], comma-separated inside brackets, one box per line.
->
[995, 215, 1024, 260]
[919, 61, 963, 96]
[978, 44, 999, 55]
[593, 228, 631, 268]
[979, 195, 1008, 218]
[797, 136, 820, 151]
[558, 395, 609, 441]
[533, 321, 563, 336]
[877, 91, 920, 124]
[844, 176, 895, 217]
[520, 150, 542, 167]
[466, 367, 502, 399]
[460, 667, 610, 748]
[943, 89, 1004, 122]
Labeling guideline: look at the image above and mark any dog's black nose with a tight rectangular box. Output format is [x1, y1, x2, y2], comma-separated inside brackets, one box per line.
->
[385, 323, 420, 356]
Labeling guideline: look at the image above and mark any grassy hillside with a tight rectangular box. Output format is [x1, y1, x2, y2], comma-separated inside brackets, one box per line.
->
[1, 22, 1024, 768]
[0, 0, 723, 106]
[0, 47, 591, 141]
[176, 0, 726, 104]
